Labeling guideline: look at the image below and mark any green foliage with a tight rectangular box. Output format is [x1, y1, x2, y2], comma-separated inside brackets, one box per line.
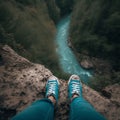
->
[0, 0, 61, 74]
[70, 0, 120, 70]
[45, 0, 60, 23]
[15, 0, 36, 6]
[70, 0, 120, 89]
[55, 0, 74, 16]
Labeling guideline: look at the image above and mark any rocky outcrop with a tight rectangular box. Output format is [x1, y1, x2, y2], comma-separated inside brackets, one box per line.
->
[0, 45, 120, 120]
[80, 59, 93, 69]
[0, 45, 52, 120]
[76, 51, 112, 75]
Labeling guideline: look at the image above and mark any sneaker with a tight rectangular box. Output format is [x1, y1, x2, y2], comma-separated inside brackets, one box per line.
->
[46, 75, 59, 101]
[68, 74, 82, 99]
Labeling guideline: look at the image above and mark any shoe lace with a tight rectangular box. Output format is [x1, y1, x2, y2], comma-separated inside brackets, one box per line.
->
[71, 82, 80, 95]
[47, 81, 56, 95]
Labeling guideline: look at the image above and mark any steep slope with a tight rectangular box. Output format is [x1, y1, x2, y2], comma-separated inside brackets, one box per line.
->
[70, 0, 120, 63]
[70, 0, 120, 89]
[45, 0, 60, 23]
[55, 0, 74, 16]
[0, 0, 59, 72]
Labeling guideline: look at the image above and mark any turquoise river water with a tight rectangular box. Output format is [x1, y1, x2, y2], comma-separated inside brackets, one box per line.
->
[55, 16, 92, 83]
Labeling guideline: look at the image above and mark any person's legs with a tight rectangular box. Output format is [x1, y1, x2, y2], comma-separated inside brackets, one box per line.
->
[70, 97, 106, 120]
[12, 75, 59, 120]
[12, 98, 54, 120]
[68, 74, 106, 120]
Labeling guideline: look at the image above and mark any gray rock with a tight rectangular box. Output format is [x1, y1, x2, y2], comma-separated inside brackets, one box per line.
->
[81, 59, 93, 69]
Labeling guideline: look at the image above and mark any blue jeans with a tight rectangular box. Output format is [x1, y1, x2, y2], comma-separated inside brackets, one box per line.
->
[69, 97, 106, 120]
[12, 97, 106, 120]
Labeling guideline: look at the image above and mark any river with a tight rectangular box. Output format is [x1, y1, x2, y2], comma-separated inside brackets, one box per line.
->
[55, 15, 92, 83]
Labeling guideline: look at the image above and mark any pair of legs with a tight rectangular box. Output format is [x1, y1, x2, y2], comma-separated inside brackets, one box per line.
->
[12, 75, 106, 120]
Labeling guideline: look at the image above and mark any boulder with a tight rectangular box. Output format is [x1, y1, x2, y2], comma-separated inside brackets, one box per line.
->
[81, 59, 93, 69]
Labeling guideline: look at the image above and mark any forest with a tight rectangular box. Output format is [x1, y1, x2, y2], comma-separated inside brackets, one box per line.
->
[70, 0, 120, 90]
[0, 0, 60, 74]
[0, 0, 120, 89]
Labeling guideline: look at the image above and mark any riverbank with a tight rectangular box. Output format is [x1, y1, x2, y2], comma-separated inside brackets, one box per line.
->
[67, 35, 119, 91]
[68, 36, 111, 73]
[68, 39, 119, 91]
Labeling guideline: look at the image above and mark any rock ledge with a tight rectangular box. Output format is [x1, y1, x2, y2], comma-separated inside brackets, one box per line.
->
[0, 45, 119, 120]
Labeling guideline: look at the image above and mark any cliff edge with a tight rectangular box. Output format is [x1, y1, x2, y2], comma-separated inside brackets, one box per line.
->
[0, 45, 119, 120]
